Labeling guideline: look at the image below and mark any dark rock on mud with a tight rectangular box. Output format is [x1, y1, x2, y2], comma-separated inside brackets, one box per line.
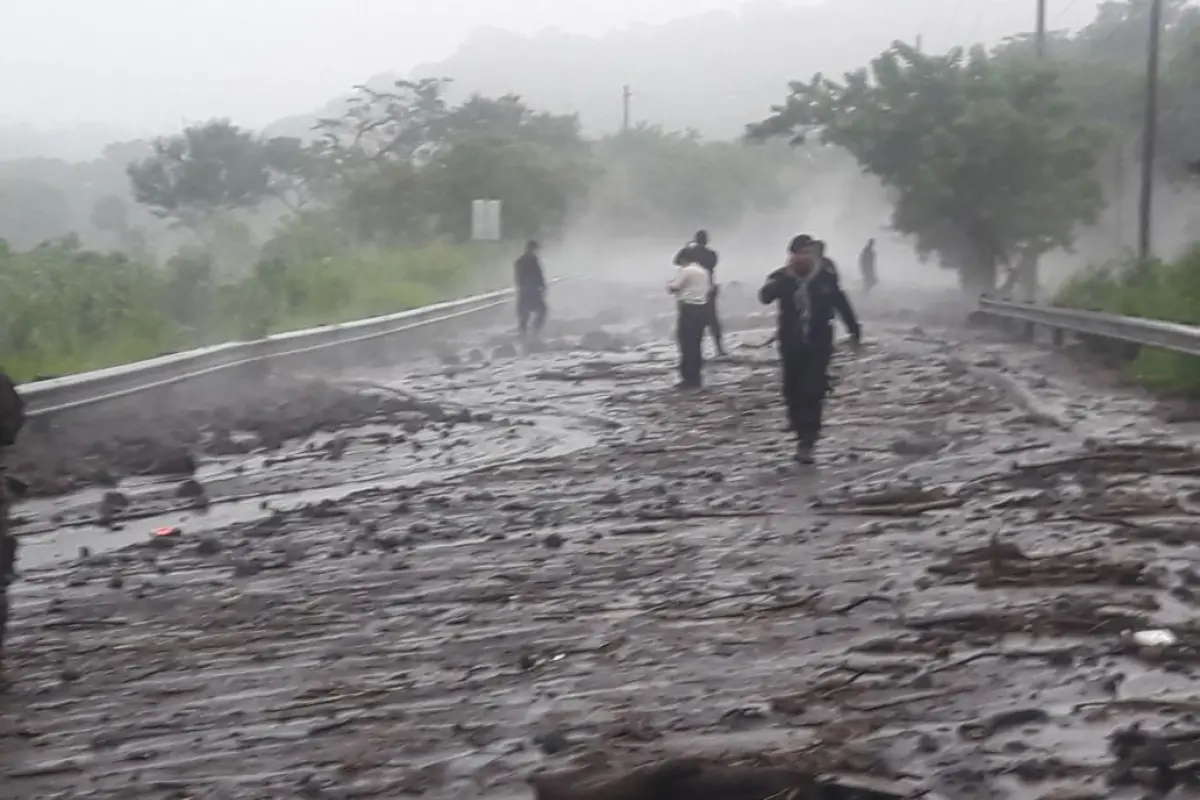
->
[174, 479, 205, 499]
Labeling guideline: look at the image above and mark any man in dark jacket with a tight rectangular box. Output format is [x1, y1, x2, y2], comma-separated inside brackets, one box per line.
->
[673, 230, 726, 357]
[514, 240, 547, 338]
[758, 234, 861, 464]
[859, 239, 877, 294]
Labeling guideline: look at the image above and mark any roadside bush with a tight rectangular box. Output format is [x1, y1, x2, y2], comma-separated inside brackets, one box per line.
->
[0, 235, 493, 382]
[1054, 245, 1200, 393]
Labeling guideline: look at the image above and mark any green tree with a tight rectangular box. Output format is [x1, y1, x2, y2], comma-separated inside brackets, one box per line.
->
[445, 94, 588, 154]
[339, 161, 432, 244]
[422, 135, 586, 241]
[994, 0, 1200, 181]
[127, 120, 274, 228]
[748, 42, 1106, 293]
[313, 78, 455, 167]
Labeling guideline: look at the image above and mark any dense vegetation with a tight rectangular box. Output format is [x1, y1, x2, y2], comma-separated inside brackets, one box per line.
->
[2, 0, 1199, 388]
[0, 79, 797, 381]
[1055, 246, 1200, 392]
[747, 0, 1200, 390]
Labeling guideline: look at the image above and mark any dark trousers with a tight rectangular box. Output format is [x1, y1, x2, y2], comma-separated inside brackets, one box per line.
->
[862, 267, 877, 294]
[0, 481, 12, 662]
[704, 286, 724, 353]
[517, 289, 547, 336]
[779, 339, 833, 445]
[677, 302, 707, 387]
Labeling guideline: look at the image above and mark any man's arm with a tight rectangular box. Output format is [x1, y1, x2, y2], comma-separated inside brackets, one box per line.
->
[758, 271, 785, 304]
[666, 267, 685, 294]
[533, 257, 546, 291]
[829, 275, 862, 341]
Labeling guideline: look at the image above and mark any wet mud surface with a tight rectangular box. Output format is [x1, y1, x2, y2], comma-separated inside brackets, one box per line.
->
[4, 284, 1200, 799]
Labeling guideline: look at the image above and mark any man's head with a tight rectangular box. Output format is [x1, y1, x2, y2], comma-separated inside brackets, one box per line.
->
[525, 240, 539, 255]
[693, 230, 709, 247]
[787, 234, 819, 272]
[867, 238, 875, 247]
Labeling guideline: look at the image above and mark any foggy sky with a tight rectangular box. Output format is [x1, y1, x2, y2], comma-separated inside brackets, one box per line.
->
[3, 0, 764, 131]
[5, 0, 1103, 134]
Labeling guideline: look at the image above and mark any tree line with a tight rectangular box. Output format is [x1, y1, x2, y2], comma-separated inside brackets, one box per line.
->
[2, 0, 1198, 385]
[747, 0, 1200, 294]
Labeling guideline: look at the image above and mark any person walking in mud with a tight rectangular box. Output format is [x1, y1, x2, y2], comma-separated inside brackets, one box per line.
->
[859, 238, 878, 295]
[514, 240, 547, 340]
[667, 249, 712, 390]
[758, 234, 861, 464]
[673, 230, 726, 357]
[0, 367, 26, 684]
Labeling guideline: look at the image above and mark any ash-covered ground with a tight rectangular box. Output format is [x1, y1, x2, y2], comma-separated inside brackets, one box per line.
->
[4, 281, 1200, 800]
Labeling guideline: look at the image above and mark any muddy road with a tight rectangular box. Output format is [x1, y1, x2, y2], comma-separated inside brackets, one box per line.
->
[3, 282, 1200, 800]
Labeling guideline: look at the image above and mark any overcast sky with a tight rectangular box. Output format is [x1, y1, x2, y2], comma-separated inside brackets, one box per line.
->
[3, 0, 772, 131]
[3, 0, 1100, 133]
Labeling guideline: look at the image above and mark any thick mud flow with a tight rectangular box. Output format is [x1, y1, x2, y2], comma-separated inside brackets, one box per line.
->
[3, 283, 1200, 800]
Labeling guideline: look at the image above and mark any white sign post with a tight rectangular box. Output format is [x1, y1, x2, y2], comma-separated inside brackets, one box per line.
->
[470, 199, 502, 241]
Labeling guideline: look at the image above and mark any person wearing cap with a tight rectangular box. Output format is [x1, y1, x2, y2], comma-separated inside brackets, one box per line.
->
[667, 248, 712, 389]
[758, 234, 862, 464]
[514, 240, 547, 340]
[673, 230, 726, 357]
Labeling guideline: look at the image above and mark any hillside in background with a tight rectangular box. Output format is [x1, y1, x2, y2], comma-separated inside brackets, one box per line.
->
[267, 0, 1102, 141]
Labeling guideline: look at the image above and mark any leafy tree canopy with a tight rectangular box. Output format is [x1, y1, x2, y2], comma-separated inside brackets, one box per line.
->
[747, 42, 1106, 291]
[312, 78, 587, 169]
[127, 120, 319, 227]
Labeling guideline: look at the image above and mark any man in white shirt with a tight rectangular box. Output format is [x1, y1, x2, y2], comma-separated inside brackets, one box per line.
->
[667, 251, 712, 389]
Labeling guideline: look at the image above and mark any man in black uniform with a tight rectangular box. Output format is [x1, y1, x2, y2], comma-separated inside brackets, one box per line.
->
[0, 368, 25, 682]
[514, 240, 547, 339]
[759, 235, 861, 464]
[674, 230, 726, 357]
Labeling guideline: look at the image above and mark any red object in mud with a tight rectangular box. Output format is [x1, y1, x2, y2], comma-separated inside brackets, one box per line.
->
[153, 526, 181, 537]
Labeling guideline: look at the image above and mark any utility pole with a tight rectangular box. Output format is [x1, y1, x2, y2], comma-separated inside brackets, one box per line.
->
[1020, 0, 1048, 302]
[1035, 0, 1047, 57]
[622, 85, 631, 132]
[1137, 0, 1164, 261]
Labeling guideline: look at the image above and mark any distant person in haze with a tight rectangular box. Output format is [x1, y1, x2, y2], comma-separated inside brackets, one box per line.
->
[859, 239, 878, 295]
[667, 249, 712, 390]
[673, 230, 726, 357]
[514, 240, 547, 339]
[758, 234, 862, 464]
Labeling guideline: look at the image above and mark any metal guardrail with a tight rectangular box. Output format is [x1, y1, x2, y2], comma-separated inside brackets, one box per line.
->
[977, 296, 1200, 357]
[18, 285, 532, 419]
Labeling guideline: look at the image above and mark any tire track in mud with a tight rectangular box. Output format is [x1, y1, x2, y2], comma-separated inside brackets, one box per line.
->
[3, 295, 1200, 800]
